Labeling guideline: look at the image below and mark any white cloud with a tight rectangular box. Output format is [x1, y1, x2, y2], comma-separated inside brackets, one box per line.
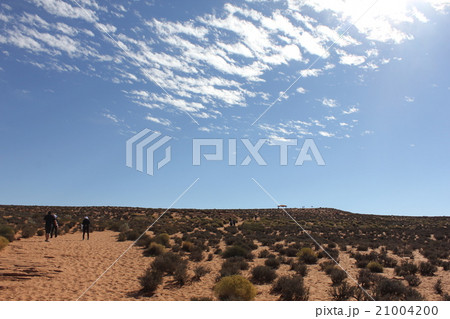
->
[336, 49, 366, 66]
[361, 130, 374, 136]
[31, 0, 97, 23]
[321, 97, 337, 107]
[325, 116, 336, 120]
[343, 106, 359, 114]
[300, 68, 322, 77]
[404, 96, 415, 103]
[103, 112, 119, 123]
[319, 131, 334, 137]
[296, 87, 306, 94]
[146, 115, 172, 126]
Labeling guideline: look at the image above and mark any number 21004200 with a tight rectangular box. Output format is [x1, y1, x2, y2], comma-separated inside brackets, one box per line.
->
[376, 306, 438, 316]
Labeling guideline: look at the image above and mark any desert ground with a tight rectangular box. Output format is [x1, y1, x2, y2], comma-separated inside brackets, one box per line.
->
[0, 205, 448, 301]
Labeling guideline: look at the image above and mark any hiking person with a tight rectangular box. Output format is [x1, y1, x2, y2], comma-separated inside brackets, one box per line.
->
[82, 216, 90, 240]
[50, 214, 58, 238]
[43, 211, 55, 242]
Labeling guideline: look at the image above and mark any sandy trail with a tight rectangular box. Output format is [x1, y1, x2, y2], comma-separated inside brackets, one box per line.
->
[0, 231, 149, 300]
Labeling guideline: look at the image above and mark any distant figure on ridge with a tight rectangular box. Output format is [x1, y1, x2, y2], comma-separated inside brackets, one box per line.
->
[43, 211, 56, 242]
[82, 216, 90, 240]
[50, 214, 58, 238]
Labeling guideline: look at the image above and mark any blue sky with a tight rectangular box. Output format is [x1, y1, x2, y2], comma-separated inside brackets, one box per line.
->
[0, 0, 449, 216]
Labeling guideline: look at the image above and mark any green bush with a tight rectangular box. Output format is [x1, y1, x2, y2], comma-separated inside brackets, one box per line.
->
[251, 265, 277, 284]
[139, 268, 162, 294]
[297, 248, 318, 264]
[0, 224, 15, 242]
[36, 229, 45, 236]
[144, 243, 165, 257]
[0, 236, 9, 251]
[214, 275, 256, 301]
[271, 275, 309, 301]
[367, 261, 384, 273]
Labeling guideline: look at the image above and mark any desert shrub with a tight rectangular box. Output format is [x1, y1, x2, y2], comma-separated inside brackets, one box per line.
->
[367, 261, 384, 273]
[117, 231, 127, 242]
[228, 257, 250, 270]
[297, 248, 318, 264]
[214, 275, 256, 301]
[155, 233, 170, 247]
[193, 266, 210, 281]
[189, 249, 204, 262]
[251, 266, 277, 284]
[182, 241, 194, 252]
[443, 293, 450, 301]
[395, 262, 418, 277]
[419, 262, 437, 276]
[330, 268, 347, 286]
[139, 268, 163, 294]
[285, 247, 298, 257]
[144, 243, 165, 257]
[434, 279, 443, 295]
[373, 278, 423, 301]
[405, 275, 421, 287]
[291, 262, 308, 277]
[0, 236, 9, 251]
[318, 248, 339, 260]
[330, 281, 356, 301]
[220, 261, 241, 277]
[357, 244, 368, 251]
[214, 248, 222, 255]
[258, 249, 270, 258]
[151, 252, 183, 275]
[36, 229, 44, 236]
[174, 263, 188, 286]
[223, 245, 250, 259]
[441, 261, 450, 271]
[126, 230, 140, 241]
[358, 269, 375, 289]
[21, 225, 37, 238]
[207, 253, 213, 261]
[320, 261, 336, 275]
[0, 224, 15, 242]
[271, 275, 309, 301]
[136, 234, 152, 247]
[118, 223, 130, 233]
[265, 257, 280, 269]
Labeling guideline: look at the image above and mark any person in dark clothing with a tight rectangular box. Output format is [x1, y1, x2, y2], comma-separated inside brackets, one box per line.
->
[82, 217, 90, 240]
[50, 214, 58, 238]
[43, 211, 56, 242]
